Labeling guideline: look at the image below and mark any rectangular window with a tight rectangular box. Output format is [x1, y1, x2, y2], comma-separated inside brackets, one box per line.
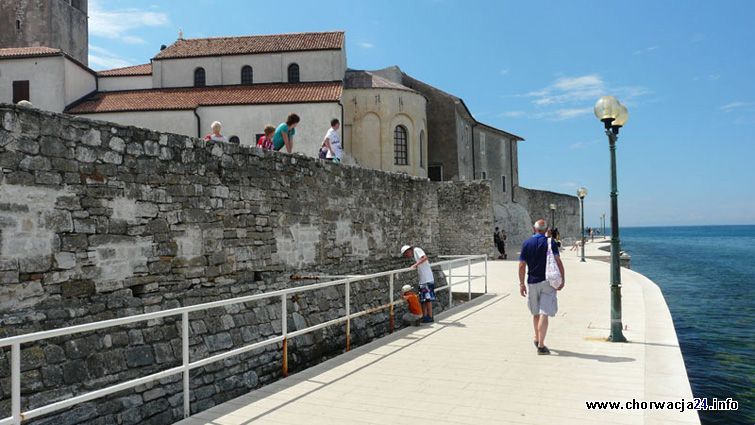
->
[501, 175, 506, 192]
[481, 171, 487, 179]
[12, 80, 30, 104]
[428, 165, 443, 182]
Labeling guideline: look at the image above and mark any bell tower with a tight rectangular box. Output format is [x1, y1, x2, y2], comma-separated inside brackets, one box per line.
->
[0, 0, 89, 65]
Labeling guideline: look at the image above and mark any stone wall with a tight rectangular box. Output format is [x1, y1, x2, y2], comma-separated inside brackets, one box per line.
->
[512, 186, 580, 247]
[0, 104, 492, 424]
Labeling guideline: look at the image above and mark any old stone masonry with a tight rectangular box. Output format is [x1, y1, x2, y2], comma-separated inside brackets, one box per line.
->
[0, 104, 493, 425]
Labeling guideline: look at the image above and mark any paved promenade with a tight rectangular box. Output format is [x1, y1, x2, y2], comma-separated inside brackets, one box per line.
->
[176, 244, 699, 425]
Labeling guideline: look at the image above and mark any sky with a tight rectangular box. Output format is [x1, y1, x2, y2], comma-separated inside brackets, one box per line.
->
[86, 0, 755, 227]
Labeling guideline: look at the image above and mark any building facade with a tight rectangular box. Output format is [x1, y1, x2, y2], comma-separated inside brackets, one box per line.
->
[0, 0, 88, 65]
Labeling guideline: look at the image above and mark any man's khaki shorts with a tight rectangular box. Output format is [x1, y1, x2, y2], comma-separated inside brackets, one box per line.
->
[527, 281, 558, 316]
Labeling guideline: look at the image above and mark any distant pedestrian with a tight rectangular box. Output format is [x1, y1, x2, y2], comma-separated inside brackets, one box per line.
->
[272, 113, 300, 153]
[401, 285, 423, 326]
[551, 228, 562, 249]
[589, 227, 595, 242]
[494, 227, 507, 260]
[320, 118, 342, 163]
[204, 121, 228, 143]
[256, 124, 276, 150]
[519, 219, 565, 355]
[401, 245, 436, 323]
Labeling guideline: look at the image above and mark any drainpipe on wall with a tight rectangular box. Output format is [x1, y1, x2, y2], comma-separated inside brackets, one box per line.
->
[339, 99, 344, 153]
[509, 138, 515, 203]
[193, 107, 201, 138]
[471, 123, 477, 180]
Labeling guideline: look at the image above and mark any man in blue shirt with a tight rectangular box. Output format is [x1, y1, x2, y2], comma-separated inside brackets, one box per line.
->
[519, 219, 565, 355]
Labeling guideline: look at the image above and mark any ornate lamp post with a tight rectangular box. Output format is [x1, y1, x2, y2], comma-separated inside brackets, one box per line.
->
[549, 203, 556, 229]
[577, 187, 588, 262]
[594, 95, 628, 342]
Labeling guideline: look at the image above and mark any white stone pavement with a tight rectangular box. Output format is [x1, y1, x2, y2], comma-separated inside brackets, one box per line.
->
[176, 245, 700, 425]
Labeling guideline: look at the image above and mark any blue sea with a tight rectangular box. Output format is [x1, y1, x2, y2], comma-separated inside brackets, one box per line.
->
[620, 225, 754, 425]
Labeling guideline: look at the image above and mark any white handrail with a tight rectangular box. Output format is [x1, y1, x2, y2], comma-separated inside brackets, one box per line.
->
[0, 254, 487, 424]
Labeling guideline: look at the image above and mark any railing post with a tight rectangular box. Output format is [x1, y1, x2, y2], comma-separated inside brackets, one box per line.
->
[11, 342, 20, 425]
[182, 312, 190, 418]
[389, 273, 395, 333]
[484, 254, 488, 294]
[345, 282, 351, 352]
[281, 294, 288, 377]
[448, 263, 453, 308]
[467, 258, 472, 301]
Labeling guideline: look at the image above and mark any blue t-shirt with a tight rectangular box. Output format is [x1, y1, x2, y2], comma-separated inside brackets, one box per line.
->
[272, 123, 295, 151]
[519, 234, 559, 283]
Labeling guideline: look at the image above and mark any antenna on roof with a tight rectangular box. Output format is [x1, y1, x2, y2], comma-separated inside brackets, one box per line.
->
[178, 29, 184, 40]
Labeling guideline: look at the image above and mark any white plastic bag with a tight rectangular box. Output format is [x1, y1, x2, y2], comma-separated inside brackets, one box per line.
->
[545, 238, 562, 289]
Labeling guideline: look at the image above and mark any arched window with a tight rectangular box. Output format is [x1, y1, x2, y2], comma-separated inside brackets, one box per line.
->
[194, 67, 206, 87]
[229, 136, 240, 144]
[419, 130, 425, 168]
[241, 66, 253, 85]
[394, 125, 408, 165]
[287, 63, 300, 83]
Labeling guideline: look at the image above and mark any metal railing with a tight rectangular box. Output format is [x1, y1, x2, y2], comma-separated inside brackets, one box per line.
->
[0, 254, 487, 424]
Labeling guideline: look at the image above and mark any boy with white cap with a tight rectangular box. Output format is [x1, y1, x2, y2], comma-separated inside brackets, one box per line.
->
[400, 245, 436, 323]
[401, 285, 423, 326]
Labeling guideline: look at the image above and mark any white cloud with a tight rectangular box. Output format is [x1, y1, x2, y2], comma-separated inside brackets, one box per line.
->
[633, 46, 659, 55]
[358, 42, 375, 49]
[551, 107, 592, 121]
[89, 0, 169, 43]
[528, 74, 605, 106]
[88, 45, 133, 70]
[720, 101, 754, 112]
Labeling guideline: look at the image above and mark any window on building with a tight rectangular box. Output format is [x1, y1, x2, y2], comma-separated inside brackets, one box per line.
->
[241, 66, 253, 85]
[229, 136, 240, 144]
[287, 63, 300, 83]
[16, 20, 21, 30]
[194, 68, 206, 87]
[12, 81, 30, 104]
[428, 165, 443, 181]
[482, 171, 487, 179]
[394, 125, 408, 165]
[502, 175, 506, 192]
[419, 130, 425, 168]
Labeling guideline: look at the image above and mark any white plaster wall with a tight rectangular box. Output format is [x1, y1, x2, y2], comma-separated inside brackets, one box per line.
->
[63, 58, 96, 105]
[75, 110, 197, 136]
[343, 88, 427, 177]
[0, 56, 65, 112]
[98, 75, 152, 91]
[153, 50, 345, 88]
[196, 102, 341, 157]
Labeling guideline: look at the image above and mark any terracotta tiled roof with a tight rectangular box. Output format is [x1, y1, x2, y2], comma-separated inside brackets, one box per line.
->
[66, 82, 343, 114]
[154, 31, 344, 60]
[97, 63, 152, 77]
[344, 70, 417, 93]
[0, 46, 62, 59]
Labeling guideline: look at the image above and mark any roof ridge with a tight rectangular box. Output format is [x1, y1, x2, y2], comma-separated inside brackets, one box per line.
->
[179, 30, 344, 42]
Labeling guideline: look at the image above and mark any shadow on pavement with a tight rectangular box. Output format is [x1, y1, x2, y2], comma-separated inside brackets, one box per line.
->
[549, 349, 636, 363]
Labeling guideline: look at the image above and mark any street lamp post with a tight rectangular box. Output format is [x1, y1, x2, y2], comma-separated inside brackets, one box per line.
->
[549, 203, 556, 229]
[594, 96, 628, 343]
[601, 213, 606, 239]
[577, 187, 588, 262]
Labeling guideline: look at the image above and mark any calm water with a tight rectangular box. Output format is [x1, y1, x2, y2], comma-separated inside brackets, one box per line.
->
[620, 225, 754, 425]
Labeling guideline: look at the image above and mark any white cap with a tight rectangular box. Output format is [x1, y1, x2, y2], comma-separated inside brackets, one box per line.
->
[401, 284, 412, 293]
[400, 245, 412, 255]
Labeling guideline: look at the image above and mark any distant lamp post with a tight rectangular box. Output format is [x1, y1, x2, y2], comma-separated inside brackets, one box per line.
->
[601, 213, 607, 239]
[594, 95, 628, 342]
[549, 203, 557, 229]
[577, 187, 588, 262]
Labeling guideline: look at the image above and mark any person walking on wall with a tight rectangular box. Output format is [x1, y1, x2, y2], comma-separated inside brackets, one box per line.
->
[401, 245, 436, 323]
[273, 113, 300, 153]
[519, 219, 565, 355]
[204, 121, 228, 143]
[320, 118, 342, 163]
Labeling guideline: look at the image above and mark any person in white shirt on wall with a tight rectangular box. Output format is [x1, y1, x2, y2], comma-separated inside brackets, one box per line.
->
[401, 245, 436, 323]
[321, 118, 342, 163]
[203, 121, 228, 143]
